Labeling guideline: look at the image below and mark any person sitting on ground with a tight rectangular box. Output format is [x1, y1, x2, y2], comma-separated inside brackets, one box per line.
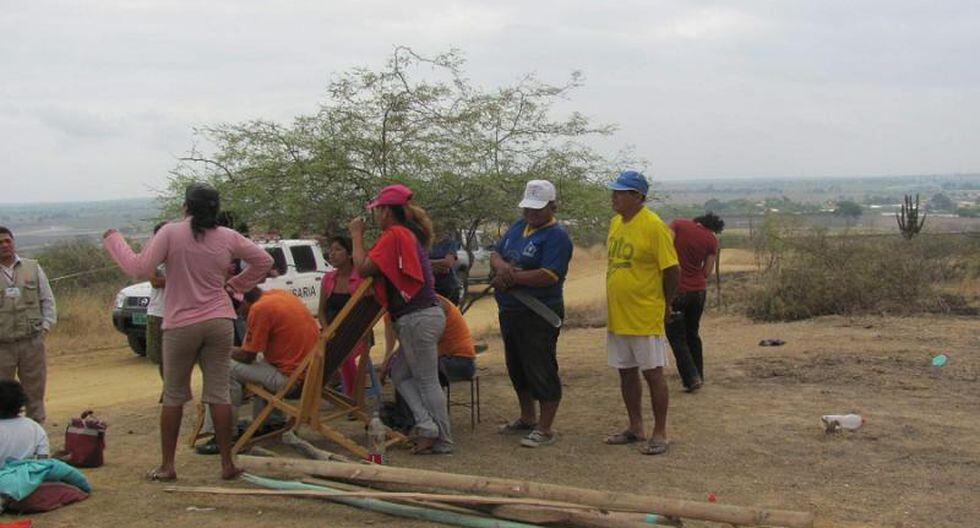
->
[0, 380, 89, 514]
[0, 379, 49, 464]
[197, 287, 319, 455]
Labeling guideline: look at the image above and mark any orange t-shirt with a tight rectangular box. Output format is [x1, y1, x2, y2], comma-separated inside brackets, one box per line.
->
[242, 289, 319, 376]
[437, 295, 475, 359]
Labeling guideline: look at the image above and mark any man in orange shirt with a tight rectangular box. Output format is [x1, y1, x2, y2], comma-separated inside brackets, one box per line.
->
[198, 287, 318, 454]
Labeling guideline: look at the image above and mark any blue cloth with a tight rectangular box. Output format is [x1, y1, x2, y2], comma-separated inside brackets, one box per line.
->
[493, 219, 573, 312]
[0, 458, 91, 501]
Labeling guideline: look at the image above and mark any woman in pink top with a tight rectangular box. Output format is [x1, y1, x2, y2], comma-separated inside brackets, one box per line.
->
[317, 236, 366, 397]
[103, 183, 272, 481]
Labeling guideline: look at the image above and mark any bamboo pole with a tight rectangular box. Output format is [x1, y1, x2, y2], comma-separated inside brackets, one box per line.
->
[301, 477, 678, 528]
[165, 485, 597, 510]
[237, 456, 814, 528]
[304, 477, 486, 517]
[239, 474, 541, 528]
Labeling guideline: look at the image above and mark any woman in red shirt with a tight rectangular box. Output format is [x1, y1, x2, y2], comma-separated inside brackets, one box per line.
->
[348, 185, 451, 454]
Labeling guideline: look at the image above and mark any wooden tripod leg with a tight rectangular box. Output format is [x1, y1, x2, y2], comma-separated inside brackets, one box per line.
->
[315, 423, 370, 459]
[188, 400, 207, 447]
[233, 399, 282, 455]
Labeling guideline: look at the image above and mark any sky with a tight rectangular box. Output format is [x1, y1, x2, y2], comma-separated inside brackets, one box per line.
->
[2, 0, 979, 203]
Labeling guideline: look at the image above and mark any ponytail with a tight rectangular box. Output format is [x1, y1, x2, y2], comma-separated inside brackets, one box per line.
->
[184, 183, 221, 241]
[390, 203, 434, 248]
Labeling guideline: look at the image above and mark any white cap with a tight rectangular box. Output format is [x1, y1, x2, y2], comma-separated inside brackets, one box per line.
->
[518, 180, 557, 209]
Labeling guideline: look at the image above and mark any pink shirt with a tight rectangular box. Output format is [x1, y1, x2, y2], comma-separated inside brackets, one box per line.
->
[104, 219, 273, 330]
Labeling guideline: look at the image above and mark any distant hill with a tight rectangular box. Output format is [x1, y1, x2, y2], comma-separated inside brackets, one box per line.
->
[0, 197, 161, 255]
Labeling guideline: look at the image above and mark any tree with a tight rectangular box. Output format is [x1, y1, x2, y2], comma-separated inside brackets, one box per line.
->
[834, 200, 863, 219]
[928, 193, 955, 212]
[166, 47, 624, 250]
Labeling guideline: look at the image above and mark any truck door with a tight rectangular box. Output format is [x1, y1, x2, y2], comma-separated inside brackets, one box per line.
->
[287, 244, 323, 313]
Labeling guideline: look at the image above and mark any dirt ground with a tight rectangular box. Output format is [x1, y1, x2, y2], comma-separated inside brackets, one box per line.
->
[8, 249, 979, 528]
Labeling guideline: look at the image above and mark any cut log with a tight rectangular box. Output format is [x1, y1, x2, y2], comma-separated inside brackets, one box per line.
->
[492, 504, 680, 527]
[237, 455, 814, 528]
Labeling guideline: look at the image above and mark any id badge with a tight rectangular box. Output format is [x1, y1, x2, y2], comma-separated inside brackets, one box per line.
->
[4, 287, 20, 299]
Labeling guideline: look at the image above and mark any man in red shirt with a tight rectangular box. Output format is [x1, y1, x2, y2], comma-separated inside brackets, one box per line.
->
[198, 287, 318, 454]
[667, 213, 724, 392]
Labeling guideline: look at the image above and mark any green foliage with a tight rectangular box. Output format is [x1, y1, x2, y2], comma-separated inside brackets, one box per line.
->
[702, 196, 820, 216]
[168, 47, 627, 245]
[746, 233, 978, 321]
[956, 206, 980, 218]
[32, 240, 127, 292]
[834, 200, 863, 219]
[749, 213, 807, 271]
[929, 193, 955, 212]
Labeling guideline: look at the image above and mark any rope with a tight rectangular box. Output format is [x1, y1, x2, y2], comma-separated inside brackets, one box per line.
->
[48, 265, 121, 284]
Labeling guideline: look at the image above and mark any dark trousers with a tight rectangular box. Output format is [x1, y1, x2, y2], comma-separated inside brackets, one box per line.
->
[666, 290, 706, 388]
[439, 355, 476, 384]
[499, 307, 563, 402]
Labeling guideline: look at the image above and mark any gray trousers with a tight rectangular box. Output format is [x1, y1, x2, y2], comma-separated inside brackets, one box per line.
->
[203, 358, 288, 434]
[391, 306, 452, 445]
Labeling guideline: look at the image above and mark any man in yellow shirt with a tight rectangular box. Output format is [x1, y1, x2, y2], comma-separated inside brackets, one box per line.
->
[604, 171, 679, 456]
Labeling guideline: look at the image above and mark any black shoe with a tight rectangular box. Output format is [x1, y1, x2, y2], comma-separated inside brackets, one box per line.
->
[195, 438, 220, 456]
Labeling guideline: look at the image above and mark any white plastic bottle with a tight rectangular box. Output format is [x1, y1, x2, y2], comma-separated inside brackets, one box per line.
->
[821, 414, 865, 432]
[367, 411, 387, 464]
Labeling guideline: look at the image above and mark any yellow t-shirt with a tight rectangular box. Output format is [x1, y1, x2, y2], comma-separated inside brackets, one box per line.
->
[606, 208, 679, 336]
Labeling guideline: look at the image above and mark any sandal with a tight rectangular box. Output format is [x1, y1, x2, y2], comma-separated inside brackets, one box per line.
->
[605, 430, 645, 445]
[639, 439, 669, 456]
[497, 419, 536, 435]
[145, 468, 177, 482]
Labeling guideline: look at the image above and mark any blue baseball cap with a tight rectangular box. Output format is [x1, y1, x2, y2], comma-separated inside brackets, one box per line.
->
[606, 170, 649, 195]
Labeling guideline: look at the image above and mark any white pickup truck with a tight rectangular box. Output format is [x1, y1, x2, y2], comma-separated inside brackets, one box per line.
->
[111, 239, 330, 358]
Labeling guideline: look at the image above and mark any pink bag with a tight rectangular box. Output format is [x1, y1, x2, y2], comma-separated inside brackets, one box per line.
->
[62, 410, 107, 468]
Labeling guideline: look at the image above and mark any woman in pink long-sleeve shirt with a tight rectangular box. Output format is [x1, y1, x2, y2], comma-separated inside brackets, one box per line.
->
[103, 183, 272, 481]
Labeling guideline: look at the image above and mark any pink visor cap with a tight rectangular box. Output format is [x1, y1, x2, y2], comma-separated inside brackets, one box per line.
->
[367, 184, 413, 209]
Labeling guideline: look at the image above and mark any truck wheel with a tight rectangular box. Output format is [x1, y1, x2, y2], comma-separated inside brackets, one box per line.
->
[127, 334, 147, 357]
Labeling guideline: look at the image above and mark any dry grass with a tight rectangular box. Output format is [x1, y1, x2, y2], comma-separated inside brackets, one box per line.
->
[47, 282, 130, 357]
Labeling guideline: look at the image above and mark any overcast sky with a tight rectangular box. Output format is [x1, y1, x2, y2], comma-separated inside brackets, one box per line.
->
[2, 1, 978, 203]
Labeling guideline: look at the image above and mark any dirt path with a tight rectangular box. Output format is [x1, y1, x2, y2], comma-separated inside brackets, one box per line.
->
[37, 248, 980, 527]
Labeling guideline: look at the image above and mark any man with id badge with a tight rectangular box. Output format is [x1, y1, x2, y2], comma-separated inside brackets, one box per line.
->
[0, 227, 57, 424]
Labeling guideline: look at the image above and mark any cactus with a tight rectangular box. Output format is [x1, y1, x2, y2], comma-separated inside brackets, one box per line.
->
[896, 193, 926, 240]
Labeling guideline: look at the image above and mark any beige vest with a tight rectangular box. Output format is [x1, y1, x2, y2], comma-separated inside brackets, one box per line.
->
[0, 258, 44, 342]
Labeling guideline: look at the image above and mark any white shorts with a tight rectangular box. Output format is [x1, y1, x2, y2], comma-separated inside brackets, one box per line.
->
[606, 333, 669, 371]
